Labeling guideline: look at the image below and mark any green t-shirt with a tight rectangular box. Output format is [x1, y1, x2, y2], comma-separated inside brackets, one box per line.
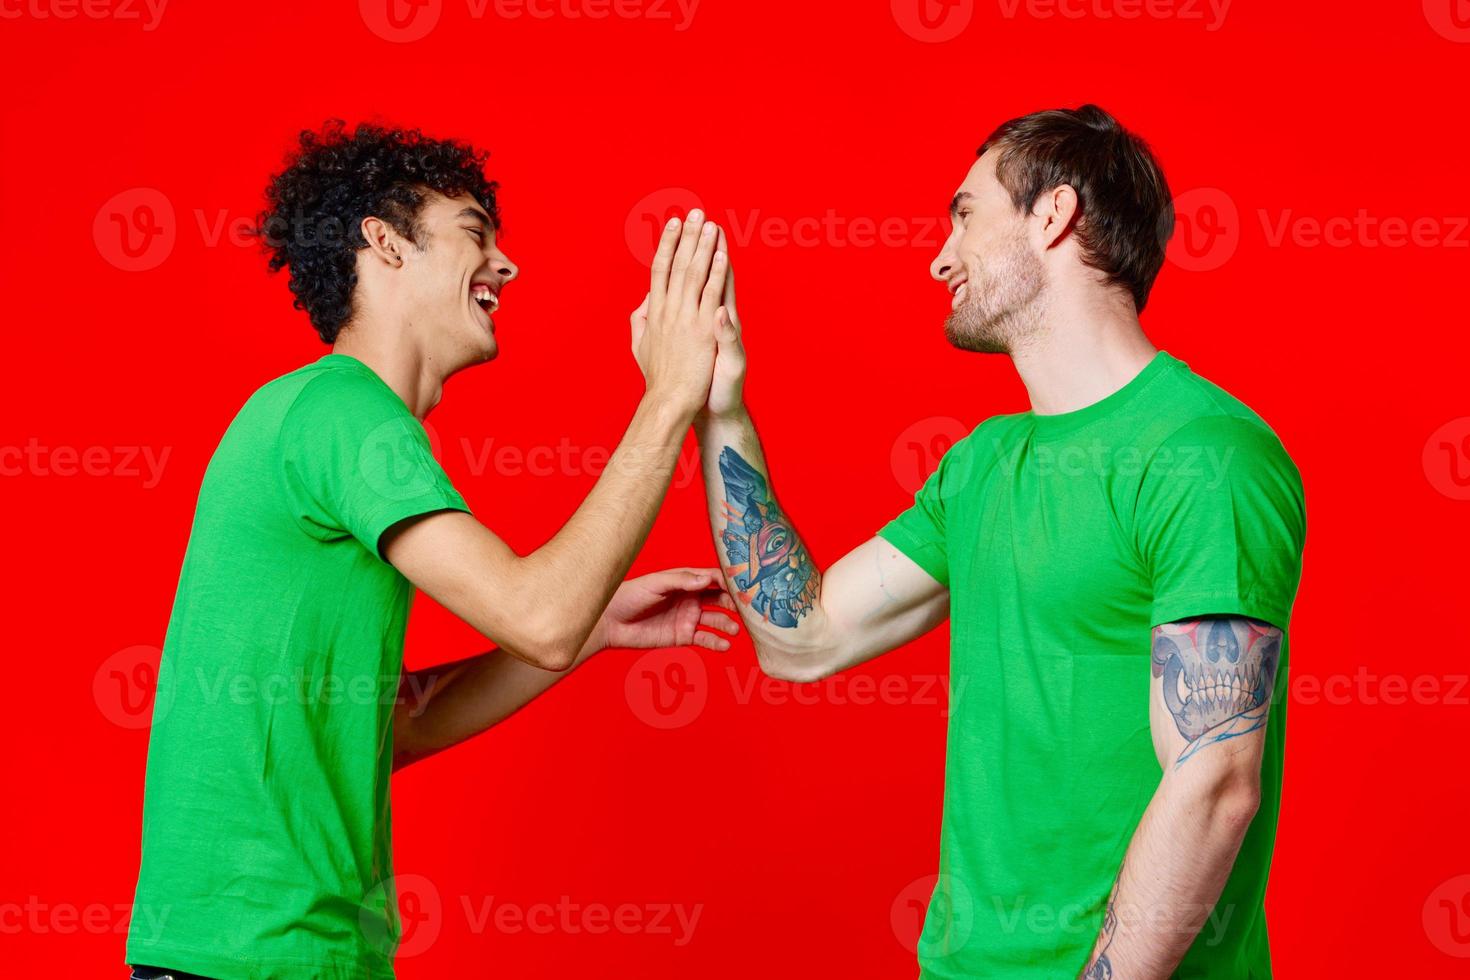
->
[879, 351, 1305, 979]
[127, 354, 469, 979]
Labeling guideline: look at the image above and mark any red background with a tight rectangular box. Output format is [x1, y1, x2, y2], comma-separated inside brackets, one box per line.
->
[5, 0, 1469, 975]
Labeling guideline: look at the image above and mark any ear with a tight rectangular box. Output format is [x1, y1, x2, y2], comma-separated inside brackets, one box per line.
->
[360, 214, 405, 268]
[1035, 184, 1080, 250]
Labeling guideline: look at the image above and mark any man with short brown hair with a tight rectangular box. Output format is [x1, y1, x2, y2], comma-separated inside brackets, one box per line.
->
[695, 105, 1305, 978]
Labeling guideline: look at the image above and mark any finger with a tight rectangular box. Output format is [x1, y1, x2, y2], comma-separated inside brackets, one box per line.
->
[666, 209, 706, 319]
[641, 567, 715, 594]
[699, 587, 736, 610]
[683, 220, 721, 314]
[700, 251, 728, 320]
[717, 226, 739, 326]
[676, 567, 723, 589]
[648, 217, 682, 325]
[699, 609, 741, 635]
[715, 306, 737, 344]
[692, 630, 732, 652]
[685, 568, 716, 591]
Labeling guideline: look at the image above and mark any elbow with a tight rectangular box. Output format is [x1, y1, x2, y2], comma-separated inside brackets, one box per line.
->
[1208, 769, 1262, 839]
[524, 622, 585, 672]
[765, 661, 832, 685]
[519, 638, 579, 672]
[754, 641, 837, 684]
[539, 650, 578, 673]
[495, 605, 586, 672]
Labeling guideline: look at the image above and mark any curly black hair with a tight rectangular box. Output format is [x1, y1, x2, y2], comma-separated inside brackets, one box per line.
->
[254, 120, 499, 343]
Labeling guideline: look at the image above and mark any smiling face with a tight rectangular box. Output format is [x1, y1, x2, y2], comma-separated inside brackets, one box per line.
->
[395, 190, 518, 371]
[929, 151, 1047, 354]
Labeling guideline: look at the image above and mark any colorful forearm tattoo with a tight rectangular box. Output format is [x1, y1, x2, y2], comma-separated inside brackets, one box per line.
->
[717, 447, 818, 629]
[1152, 617, 1282, 767]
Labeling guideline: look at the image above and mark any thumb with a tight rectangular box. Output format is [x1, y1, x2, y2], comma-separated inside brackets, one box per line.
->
[630, 293, 650, 346]
[716, 306, 737, 344]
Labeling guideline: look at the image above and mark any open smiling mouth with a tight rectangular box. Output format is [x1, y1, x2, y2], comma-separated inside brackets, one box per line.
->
[471, 282, 500, 324]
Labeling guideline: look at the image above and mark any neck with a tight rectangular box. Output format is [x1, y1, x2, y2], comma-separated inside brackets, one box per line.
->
[1010, 285, 1158, 416]
[330, 317, 445, 420]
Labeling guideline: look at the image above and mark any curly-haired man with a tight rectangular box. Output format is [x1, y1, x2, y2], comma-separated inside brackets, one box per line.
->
[125, 121, 739, 979]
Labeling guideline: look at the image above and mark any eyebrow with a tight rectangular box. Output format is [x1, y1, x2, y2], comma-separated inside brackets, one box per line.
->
[457, 206, 494, 230]
[949, 192, 974, 217]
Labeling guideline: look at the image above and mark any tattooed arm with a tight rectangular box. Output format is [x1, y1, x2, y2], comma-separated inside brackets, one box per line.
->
[1078, 617, 1282, 979]
[691, 233, 948, 682]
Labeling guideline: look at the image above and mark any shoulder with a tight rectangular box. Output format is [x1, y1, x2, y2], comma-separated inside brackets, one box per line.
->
[947, 412, 1030, 463]
[1141, 358, 1299, 478]
[283, 361, 404, 420]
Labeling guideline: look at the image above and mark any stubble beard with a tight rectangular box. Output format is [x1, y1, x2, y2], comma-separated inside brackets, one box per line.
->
[944, 232, 1048, 355]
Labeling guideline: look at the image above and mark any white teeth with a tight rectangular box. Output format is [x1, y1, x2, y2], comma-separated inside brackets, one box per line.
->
[471, 284, 499, 311]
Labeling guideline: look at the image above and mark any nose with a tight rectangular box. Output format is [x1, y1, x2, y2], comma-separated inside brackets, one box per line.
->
[930, 248, 955, 283]
[491, 247, 519, 284]
[930, 230, 959, 282]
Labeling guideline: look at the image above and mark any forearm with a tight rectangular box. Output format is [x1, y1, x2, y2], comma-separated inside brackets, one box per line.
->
[392, 625, 605, 770]
[694, 405, 833, 680]
[1079, 768, 1260, 978]
[519, 393, 694, 660]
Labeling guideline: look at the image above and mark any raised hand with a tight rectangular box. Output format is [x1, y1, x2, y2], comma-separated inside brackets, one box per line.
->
[630, 209, 727, 416]
[705, 226, 746, 420]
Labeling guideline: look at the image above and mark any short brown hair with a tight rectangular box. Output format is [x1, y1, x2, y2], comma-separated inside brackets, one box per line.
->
[978, 105, 1173, 312]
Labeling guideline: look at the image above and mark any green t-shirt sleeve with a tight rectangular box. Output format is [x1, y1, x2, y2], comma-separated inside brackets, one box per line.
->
[1136, 415, 1306, 629]
[877, 438, 966, 588]
[280, 370, 470, 560]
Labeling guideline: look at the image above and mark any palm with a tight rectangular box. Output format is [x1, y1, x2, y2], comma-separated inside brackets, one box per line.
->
[707, 227, 745, 417]
[605, 584, 704, 648]
[708, 313, 746, 418]
[599, 569, 740, 653]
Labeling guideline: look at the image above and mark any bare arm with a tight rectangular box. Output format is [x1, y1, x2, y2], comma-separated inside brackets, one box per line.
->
[392, 568, 739, 769]
[691, 233, 948, 682]
[384, 213, 726, 671]
[1078, 617, 1282, 978]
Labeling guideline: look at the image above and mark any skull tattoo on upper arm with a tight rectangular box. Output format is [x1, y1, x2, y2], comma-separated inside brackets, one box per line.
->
[1151, 617, 1281, 766]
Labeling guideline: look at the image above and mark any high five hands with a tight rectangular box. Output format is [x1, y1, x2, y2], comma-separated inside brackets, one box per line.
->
[630, 209, 746, 420]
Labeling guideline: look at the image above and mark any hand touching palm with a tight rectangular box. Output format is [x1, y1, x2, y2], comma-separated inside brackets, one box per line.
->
[706, 226, 746, 419]
[630, 224, 746, 421]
